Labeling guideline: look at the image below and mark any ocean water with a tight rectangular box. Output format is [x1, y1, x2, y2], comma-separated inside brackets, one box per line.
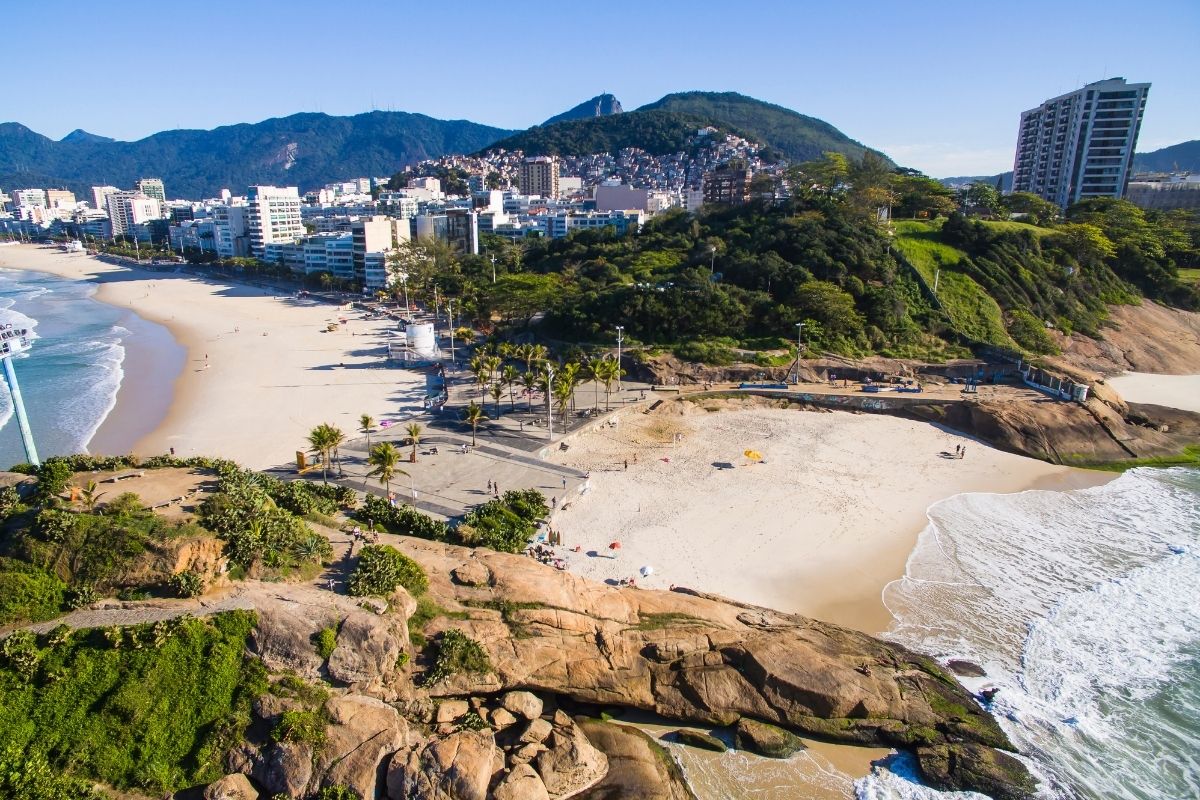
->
[0, 268, 172, 468]
[868, 468, 1200, 800]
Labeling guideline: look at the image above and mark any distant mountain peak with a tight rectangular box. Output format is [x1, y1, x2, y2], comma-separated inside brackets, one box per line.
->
[61, 128, 115, 144]
[543, 94, 623, 127]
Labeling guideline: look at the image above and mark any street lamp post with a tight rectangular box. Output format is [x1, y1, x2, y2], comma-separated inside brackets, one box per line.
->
[795, 322, 805, 383]
[545, 365, 555, 441]
[490, 254, 497, 284]
[615, 326, 624, 392]
[933, 268, 941, 294]
[447, 298, 455, 365]
[709, 246, 716, 275]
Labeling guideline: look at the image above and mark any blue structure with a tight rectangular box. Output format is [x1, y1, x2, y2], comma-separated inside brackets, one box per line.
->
[0, 325, 39, 466]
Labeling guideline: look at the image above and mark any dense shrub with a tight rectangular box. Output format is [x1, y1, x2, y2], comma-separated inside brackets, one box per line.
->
[421, 629, 493, 687]
[34, 459, 73, 502]
[457, 490, 548, 554]
[0, 558, 67, 624]
[314, 626, 338, 659]
[272, 709, 326, 746]
[355, 494, 449, 540]
[167, 570, 206, 598]
[0, 744, 104, 799]
[1006, 309, 1061, 355]
[0, 611, 267, 793]
[198, 474, 331, 572]
[348, 545, 428, 597]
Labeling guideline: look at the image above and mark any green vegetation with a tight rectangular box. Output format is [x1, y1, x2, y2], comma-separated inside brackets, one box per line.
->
[458, 489, 548, 553]
[1063, 445, 1200, 472]
[355, 494, 449, 540]
[315, 786, 362, 800]
[485, 109, 723, 157]
[0, 745, 105, 799]
[167, 570, 206, 598]
[0, 611, 266, 794]
[272, 709, 326, 746]
[632, 612, 709, 631]
[421, 629, 493, 686]
[314, 626, 339, 659]
[348, 544, 429, 597]
[1179, 268, 1200, 284]
[408, 596, 470, 648]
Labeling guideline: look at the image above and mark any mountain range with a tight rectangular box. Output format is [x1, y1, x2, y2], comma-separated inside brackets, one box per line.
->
[2, 93, 1192, 200]
[938, 140, 1200, 190]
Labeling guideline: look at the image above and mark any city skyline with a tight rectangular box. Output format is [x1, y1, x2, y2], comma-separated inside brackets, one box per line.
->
[4, 0, 1198, 177]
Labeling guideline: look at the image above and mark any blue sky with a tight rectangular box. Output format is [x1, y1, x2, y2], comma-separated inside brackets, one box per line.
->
[6, 0, 1197, 176]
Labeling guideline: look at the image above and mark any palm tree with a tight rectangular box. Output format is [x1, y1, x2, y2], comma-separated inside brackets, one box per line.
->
[515, 343, 533, 373]
[462, 401, 488, 447]
[327, 424, 347, 477]
[470, 355, 493, 404]
[529, 344, 549, 371]
[79, 480, 104, 513]
[366, 441, 407, 496]
[582, 359, 602, 411]
[405, 422, 422, 463]
[359, 414, 375, 451]
[497, 342, 514, 361]
[307, 424, 339, 484]
[596, 355, 623, 411]
[501, 365, 519, 409]
[558, 361, 582, 415]
[553, 378, 574, 423]
[490, 382, 504, 418]
[520, 370, 539, 413]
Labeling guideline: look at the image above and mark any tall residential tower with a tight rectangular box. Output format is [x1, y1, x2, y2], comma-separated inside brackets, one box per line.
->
[1011, 77, 1149, 209]
[246, 186, 304, 257]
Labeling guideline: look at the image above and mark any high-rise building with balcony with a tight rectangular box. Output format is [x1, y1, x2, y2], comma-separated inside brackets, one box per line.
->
[1011, 78, 1150, 209]
[518, 156, 560, 199]
[136, 178, 166, 202]
[246, 186, 304, 257]
[106, 192, 162, 236]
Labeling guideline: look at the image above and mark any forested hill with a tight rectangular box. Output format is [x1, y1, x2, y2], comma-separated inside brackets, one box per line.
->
[458, 163, 1198, 365]
[1133, 140, 1200, 173]
[0, 112, 514, 198]
[483, 91, 887, 163]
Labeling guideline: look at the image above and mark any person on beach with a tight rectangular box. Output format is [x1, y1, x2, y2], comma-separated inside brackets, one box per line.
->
[561, 477, 567, 489]
[624, 459, 628, 470]
[487, 479, 493, 493]
[961, 446, 967, 459]
[494, 484, 500, 498]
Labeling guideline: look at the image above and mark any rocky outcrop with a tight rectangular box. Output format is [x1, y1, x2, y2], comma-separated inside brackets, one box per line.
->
[532, 715, 608, 797]
[386, 538, 1034, 798]
[314, 694, 409, 798]
[1052, 301, 1200, 376]
[493, 763, 550, 800]
[916, 743, 1038, 800]
[575, 719, 697, 800]
[911, 396, 1200, 465]
[202, 773, 259, 800]
[387, 729, 497, 800]
[734, 718, 805, 758]
[327, 608, 410, 686]
[672, 729, 727, 752]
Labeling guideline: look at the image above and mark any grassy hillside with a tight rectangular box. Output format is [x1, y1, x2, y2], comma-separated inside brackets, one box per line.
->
[483, 110, 720, 157]
[893, 221, 1017, 349]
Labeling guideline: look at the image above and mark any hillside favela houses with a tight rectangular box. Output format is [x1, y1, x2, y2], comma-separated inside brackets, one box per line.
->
[0, 124, 776, 291]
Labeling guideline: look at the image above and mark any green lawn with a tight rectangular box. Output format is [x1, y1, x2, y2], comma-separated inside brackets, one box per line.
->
[1179, 268, 1200, 285]
[978, 219, 1055, 236]
[892, 222, 1018, 350]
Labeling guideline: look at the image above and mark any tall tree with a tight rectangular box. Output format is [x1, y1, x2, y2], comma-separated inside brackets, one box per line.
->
[367, 442, 406, 496]
[359, 414, 375, 452]
[462, 402, 488, 447]
[405, 422, 422, 463]
[306, 424, 339, 484]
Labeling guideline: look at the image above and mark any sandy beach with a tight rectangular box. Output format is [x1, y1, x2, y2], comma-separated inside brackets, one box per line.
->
[0, 245, 428, 469]
[546, 399, 1109, 635]
[1106, 372, 1200, 413]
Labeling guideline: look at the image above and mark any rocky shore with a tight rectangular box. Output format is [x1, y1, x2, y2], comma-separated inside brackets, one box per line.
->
[200, 539, 1037, 799]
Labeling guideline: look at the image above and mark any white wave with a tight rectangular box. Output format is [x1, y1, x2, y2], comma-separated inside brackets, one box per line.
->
[880, 469, 1200, 800]
[855, 752, 990, 800]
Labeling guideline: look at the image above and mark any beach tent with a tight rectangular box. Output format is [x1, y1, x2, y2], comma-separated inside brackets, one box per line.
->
[743, 449, 763, 462]
[639, 565, 654, 577]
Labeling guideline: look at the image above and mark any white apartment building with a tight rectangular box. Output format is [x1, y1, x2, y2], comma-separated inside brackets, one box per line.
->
[377, 193, 420, 218]
[213, 204, 249, 258]
[1012, 77, 1150, 208]
[246, 186, 304, 257]
[10, 188, 47, 209]
[91, 185, 120, 211]
[106, 191, 162, 236]
[352, 216, 410, 287]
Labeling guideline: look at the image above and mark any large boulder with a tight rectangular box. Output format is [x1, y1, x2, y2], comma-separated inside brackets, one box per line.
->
[917, 743, 1038, 800]
[326, 609, 409, 686]
[501, 691, 543, 721]
[734, 718, 805, 758]
[387, 729, 496, 800]
[575, 719, 697, 800]
[202, 773, 259, 800]
[492, 763, 551, 800]
[248, 600, 327, 677]
[533, 717, 608, 798]
[235, 740, 312, 798]
[672, 729, 726, 753]
[313, 694, 408, 799]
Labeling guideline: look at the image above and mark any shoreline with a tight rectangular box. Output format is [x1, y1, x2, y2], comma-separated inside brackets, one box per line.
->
[0, 245, 429, 469]
[546, 400, 1113, 636]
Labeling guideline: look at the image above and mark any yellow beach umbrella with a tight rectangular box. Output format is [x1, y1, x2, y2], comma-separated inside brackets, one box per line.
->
[743, 449, 763, 462]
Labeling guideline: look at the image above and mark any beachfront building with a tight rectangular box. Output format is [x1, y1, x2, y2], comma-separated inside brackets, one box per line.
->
[91, 185, 119, 211]
[352, 216, 409, 288]
[413, 209, 479, 255]
[246, 185, 304, 257]
[213, 204, 249, 258]
[1012, 77, 1150, 209]
[519, 156, 560, 199]
[106, 191, 162, 237]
